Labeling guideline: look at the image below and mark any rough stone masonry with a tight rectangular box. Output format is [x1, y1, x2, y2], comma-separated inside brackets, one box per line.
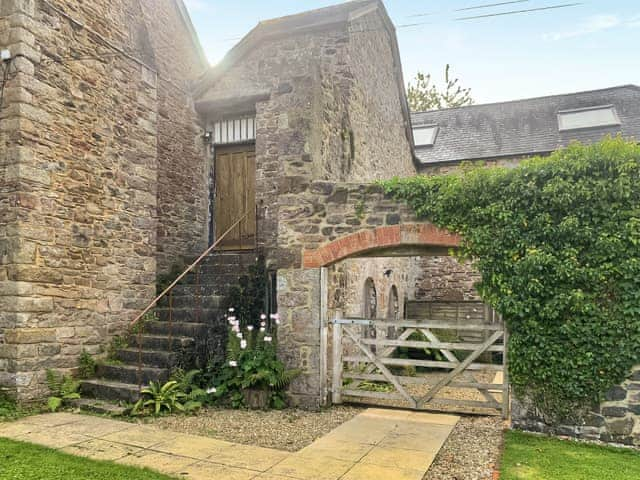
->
[0, 0, 207, 401]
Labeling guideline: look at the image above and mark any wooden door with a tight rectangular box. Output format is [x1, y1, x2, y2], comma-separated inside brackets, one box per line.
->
[214, 145, 256, 249]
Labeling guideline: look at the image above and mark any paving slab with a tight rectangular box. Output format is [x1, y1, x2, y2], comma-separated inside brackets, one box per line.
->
[176, 460, 257, 480]
[61, 438, 143, 461]
[0, 409, 458, 480]
[115, 450, 197, 474]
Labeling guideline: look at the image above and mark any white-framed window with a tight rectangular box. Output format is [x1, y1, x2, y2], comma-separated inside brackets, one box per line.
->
[413, 124, 439, 147]
[212, 116, 256, 145]
[557, 105, 620, 131]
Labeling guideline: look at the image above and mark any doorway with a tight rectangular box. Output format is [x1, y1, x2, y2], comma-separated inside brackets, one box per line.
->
[213, 144, 256, 249]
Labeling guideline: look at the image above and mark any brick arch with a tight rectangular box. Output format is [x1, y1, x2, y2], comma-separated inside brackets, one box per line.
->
[302, 223, 460, 268]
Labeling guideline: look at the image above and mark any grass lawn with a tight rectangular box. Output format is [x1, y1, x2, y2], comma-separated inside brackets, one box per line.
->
[0, 438, 173, 480]
[501, 430, 640, 480]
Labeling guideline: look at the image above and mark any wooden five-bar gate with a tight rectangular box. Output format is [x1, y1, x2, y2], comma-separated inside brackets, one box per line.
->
[330, 317, 509, 417]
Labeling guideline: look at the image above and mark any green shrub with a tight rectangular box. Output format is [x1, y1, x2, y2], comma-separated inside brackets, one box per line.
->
[382, 137, 640, 421]
[223, 255, 268, 328]
[0, 390, 18, 420]
[211, 313, 299, 409]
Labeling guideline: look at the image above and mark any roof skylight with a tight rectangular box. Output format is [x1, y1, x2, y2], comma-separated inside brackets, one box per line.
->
[413, 125, 439, 147]
[557, 105, 620, 131]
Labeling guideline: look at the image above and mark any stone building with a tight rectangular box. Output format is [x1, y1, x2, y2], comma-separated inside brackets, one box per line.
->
[0, 0, 425, 404]
[192, 0, 419, 406]
[0, 0, 208, 401]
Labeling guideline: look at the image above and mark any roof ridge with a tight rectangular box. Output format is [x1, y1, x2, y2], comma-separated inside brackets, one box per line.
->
[259, 0, 376, 26]
[411, 84, 640, 115]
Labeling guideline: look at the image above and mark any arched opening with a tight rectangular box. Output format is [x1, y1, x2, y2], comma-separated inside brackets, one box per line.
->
[387, 285, 399, 339]
[303, 224, 460, 268]
[363, 278, 377, 320]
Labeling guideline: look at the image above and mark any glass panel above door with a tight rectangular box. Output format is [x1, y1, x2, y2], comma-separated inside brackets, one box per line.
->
[212, 116, 256, 145]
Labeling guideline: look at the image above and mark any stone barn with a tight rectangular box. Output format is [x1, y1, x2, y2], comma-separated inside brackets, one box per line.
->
[0, 0, 430, 406]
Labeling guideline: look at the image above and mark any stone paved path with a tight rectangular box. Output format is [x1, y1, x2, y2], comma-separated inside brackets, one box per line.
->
[0, 408, 458, 480]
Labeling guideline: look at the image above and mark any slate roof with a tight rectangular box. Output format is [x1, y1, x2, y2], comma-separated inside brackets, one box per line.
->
[411, 85, 640, 165]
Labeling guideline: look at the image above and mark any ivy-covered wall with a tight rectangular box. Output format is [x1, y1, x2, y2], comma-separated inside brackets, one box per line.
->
[383, 137, 640, 446]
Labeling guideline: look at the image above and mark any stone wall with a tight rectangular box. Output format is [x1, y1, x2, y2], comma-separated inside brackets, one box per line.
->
[0, 0, 205, 401]
[313, 10, 414, 182]
[512, 367, 640, 447]
[278, 182, 456, 406]
[411, 256, 481, 301]
[138, 0, 209, 275]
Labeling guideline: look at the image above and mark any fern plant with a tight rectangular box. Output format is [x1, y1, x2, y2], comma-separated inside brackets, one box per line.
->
[78, 349, 97, 379]
[46, 369, 80, 412]
[170, 368, 208, 404]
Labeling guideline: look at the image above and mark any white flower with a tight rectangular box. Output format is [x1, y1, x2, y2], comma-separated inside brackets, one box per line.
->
[228, 316, 236, 322]
[247, 325, 254, 331]
[240, 339, 247, 349]
[206, 387, 217, 394]
[260, 321, 266, 327]
[264, 336, 273, 342]
[228, 307, 235, 313]
[260, 327, 266, 332]
[260, 314, 267, 320]
[229, 360, 238, 367]
[270, 313, 280, 320]
[236, 332, 243, 338]
[275, 319, 281, 325]
[232, 325, 240, 333]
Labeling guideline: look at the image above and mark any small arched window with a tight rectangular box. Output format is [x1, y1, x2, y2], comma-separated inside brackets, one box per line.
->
[363, 278, 377, 319]
[388, 286, 399, 321]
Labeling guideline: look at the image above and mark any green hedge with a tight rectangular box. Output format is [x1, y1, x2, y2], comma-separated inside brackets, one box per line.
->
[382, 137, 640, 420]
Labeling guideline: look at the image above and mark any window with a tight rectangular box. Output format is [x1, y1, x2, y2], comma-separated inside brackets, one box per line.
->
[212, 116, 256, 145]
[557, 105, 620, 131]
[413, 125, 439, 147]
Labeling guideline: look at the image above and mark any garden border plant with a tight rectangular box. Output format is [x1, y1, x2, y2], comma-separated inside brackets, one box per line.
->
[382, 137, 640, 422]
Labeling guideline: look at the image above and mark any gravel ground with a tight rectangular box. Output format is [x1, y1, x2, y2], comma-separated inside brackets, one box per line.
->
[425, 416, 505, 480]
[141, 406, 362, 452]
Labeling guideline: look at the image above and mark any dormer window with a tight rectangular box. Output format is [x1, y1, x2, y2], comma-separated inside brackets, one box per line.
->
[557, 105, 620, 131]
[413, 124, 439, 147]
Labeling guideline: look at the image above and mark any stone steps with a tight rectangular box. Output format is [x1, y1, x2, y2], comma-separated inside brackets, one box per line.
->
[132, 334, 195, 351]
[157, 293, 224, 309]
[69, 398, 127, 416]
[97, 363, 170, 385]
[145, 320, 208, 337]
[116, 348, 176, 368]
[83, 250, 254, 404]
[155, 307, 221, 323]
[81, 379, 141, 403]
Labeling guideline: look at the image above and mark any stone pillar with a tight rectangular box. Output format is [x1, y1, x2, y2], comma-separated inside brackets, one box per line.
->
[276, 268, 322, 408]
[0, 0, 39, 399]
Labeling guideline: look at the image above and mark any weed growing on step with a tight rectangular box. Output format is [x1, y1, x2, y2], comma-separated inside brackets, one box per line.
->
[78, 349, 97, 379]
[45, 370, 81, 412]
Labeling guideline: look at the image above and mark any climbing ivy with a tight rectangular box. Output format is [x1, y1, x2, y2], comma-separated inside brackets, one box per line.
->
[382, 137, 640, 421]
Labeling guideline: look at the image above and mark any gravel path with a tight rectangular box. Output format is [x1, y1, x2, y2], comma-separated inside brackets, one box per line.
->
[425, 416, 505, 480]
[141, 406, 362, 452]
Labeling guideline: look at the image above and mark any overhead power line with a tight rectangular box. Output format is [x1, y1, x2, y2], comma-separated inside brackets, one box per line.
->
[456, 2, 583, 21]
[455, 0, 530, 12]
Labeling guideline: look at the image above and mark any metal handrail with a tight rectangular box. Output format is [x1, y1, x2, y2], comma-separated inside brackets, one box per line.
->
[129, 211, 250, 329]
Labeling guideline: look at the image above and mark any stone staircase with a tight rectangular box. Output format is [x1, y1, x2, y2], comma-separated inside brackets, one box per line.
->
[81, 251, 256, 404]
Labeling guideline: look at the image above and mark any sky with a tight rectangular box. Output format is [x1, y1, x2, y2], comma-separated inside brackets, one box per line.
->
[184, 0, 640, 104]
